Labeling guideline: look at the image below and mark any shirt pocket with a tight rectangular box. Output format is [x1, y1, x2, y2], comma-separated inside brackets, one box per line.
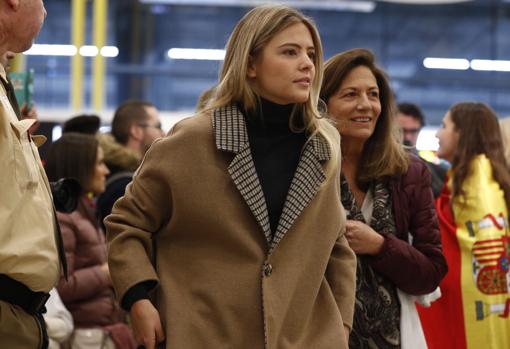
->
[9, 119, 39, 190]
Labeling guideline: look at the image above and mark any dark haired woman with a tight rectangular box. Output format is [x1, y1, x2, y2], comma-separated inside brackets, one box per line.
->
[46, 132, 135, 349]
[320, 48, 447, 348]
[418, 102, 510, 349]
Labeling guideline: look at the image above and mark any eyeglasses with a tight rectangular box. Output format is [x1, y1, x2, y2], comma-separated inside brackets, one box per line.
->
[401, 128, 421, 135]
[137, 122, 162, 130]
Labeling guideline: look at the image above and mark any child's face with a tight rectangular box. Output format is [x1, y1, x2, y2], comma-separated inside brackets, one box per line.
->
[436, 111, 459, 163]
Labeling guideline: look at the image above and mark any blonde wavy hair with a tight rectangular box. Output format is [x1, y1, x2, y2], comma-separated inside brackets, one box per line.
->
[205, 4, 339, 180]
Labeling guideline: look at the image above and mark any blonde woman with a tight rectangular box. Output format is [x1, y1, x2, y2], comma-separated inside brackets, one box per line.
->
[106, 5, 356, 349]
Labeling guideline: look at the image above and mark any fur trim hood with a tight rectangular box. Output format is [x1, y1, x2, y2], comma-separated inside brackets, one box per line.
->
[97, 133, 140, 173]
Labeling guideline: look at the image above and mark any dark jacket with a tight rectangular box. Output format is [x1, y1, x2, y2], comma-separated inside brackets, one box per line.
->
[97, 133, 141, 229]
[369, 155, 448, 295]
[424, 158, 448, 199]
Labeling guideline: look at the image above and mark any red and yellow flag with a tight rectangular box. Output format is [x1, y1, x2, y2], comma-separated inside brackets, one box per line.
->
[418, 155, 510, 349]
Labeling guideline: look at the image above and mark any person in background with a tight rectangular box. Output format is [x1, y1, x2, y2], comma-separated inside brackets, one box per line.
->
[320, 48, 447, 349]
[396, 102, 424, 149]
[0, 1, 67, 348]
[97, 100, 164, 228]
[62, 113, 101, 135]
[45, 133, 135, 349]
[397, 102, 448, 198]
[106, 4, 356, 349]
[418, 102, 510, 349]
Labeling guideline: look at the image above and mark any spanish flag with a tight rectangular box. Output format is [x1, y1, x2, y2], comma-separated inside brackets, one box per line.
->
[418, 154, 510, 349]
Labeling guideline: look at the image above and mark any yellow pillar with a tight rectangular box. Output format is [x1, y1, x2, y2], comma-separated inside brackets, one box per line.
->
[92, 0, 107, 111]
[71, 0, 86, 110]
[10, 54, 25, 73]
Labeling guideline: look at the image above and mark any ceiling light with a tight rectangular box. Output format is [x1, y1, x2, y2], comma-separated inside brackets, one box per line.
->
[140, 0, 376, 13]
[24, 44, 78, 56]
[79, 45, 99, 57]
[23, 44, 119, 57]
[423, 57, 470, 70]
[168, 48, 225, 60]
[100, 46, 119, 57]
[378, 0, 473, 4]
[470, 59, 510, 72]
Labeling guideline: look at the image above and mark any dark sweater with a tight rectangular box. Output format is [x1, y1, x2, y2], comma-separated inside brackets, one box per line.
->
[245, 98, 306, 234]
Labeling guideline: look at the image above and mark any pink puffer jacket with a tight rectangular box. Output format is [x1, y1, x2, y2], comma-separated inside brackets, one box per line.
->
[56, 196, 124, 328]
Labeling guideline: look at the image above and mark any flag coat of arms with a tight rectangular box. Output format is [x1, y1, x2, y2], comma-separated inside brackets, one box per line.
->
[418, 155, 510, 349]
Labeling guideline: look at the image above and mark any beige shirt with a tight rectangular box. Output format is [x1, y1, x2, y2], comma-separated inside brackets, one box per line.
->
[0, 66, 59, 292]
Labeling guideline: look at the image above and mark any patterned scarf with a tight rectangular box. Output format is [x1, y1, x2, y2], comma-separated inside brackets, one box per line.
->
[341, 177, 401, 349]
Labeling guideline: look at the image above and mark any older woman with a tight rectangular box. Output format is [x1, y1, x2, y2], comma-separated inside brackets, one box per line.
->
[106, 5, 356, 349]
[320, 48, 447, 349]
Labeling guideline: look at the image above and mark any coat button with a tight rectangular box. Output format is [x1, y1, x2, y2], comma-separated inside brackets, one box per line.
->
[263, 263, 273, 277]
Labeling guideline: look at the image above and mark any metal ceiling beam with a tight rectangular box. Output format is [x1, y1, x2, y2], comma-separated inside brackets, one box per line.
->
[138, 0, 376, 13]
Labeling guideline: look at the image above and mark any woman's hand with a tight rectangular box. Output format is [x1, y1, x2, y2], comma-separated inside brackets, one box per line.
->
[345, 220, 384, 255]
[130, 299, 165, 349]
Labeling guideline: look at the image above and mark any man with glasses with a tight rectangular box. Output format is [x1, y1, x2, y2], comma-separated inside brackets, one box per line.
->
[397, 102, 448, 198]
[97, 100, 164, 228]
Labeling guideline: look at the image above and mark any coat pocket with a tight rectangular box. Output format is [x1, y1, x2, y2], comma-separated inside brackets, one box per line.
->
[9, 119, 39, 190]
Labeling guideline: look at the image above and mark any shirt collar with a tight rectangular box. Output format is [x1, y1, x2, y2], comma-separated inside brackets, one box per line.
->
[212, 103, 331, 161]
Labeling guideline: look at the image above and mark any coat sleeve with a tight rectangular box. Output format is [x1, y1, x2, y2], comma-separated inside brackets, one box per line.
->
[106, 137, 173, 303]
[369, 159, 448, 295]
[57, 213, 110, 303]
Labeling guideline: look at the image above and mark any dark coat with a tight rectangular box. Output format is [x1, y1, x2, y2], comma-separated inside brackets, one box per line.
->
[97, 133, 141, 229]
[369, 155, 448, 295]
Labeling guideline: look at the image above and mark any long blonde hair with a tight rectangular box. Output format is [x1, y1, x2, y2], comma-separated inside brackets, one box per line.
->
[205, 4, 339, 180]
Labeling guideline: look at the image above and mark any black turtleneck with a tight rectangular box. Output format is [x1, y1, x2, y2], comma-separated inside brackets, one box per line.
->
[244, 98, 307, 235]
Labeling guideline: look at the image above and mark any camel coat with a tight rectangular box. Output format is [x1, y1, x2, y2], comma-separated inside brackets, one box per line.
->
[106, 104, 356, 348]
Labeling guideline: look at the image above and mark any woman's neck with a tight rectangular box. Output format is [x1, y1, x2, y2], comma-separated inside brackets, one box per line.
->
[341, 138, 365, 170]
[245, 97, 299, 134]
[341, 138, 368, 200]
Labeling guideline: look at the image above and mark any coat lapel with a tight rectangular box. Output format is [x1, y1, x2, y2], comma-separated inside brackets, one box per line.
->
[270, 133, 331, 252]
[212, 105, 272, 243]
